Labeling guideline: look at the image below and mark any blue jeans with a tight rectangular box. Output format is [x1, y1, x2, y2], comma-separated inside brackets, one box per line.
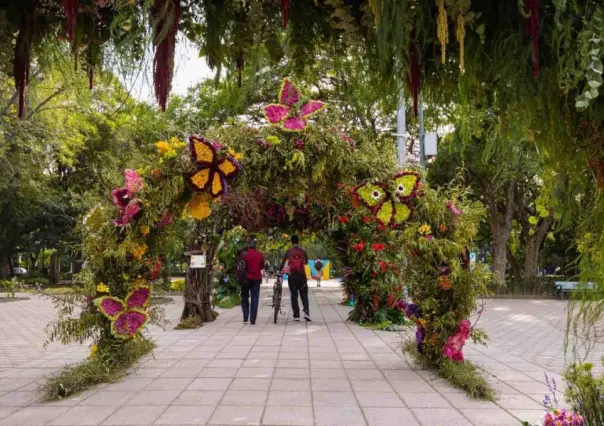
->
[241, 279, 261, 323]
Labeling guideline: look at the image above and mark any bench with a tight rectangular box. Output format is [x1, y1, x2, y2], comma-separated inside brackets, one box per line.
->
[555, 281, 595, 299]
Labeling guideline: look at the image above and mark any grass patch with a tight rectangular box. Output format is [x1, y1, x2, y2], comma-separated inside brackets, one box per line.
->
[403, 339, 495, 400]
[40, 338, 154, 401]
[216, 294, 240, 309]
[360, 319, 411, 332]
[175, 315, 203, 329]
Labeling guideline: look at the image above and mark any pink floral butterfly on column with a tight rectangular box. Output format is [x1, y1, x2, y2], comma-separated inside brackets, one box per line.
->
[263, 78, 326, 132]
[95, 286, 151, 339]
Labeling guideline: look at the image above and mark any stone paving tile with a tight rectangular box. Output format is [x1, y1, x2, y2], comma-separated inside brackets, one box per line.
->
[154, 405, 214, 425]
[3, 289, 604, 424]
[0, 406, 66, 426]
[460, 408, 520, 425]
[48, 405, 117, 425]
[101, 405, 167, 425]
[208, 405, 264, 425]
[363, 407, 420, 426]
[314, 406, 367, 426]
[262, 406, 314, 426]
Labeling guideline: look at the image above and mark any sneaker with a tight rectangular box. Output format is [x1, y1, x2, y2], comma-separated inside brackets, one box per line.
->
[294, 317, 300, 322]
[243, 319, 248, 324]
[250, 321, 255, 325]
[304, 314, 312, 322]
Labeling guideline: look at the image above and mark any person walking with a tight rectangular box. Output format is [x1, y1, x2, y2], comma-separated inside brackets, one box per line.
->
[314, 258, 324, 288]
[279, 235, 311, 321]
[241, 239, 264, 325]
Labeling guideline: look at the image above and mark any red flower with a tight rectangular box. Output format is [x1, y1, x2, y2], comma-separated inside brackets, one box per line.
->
[336, 182, 344, 190]
[379, 260, 388, 273]
[352, 240, 365, 252]
[338, 216, 349, 224]
[371, 243, 385, 252]
[362, 216, 372, 223]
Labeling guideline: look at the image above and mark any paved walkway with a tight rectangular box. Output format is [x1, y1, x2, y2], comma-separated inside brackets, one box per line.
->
[0, 283, 602, 425]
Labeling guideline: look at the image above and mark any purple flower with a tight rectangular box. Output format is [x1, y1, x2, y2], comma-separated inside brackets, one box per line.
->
[157, 211, 173, 229]
[124, 169, 143, 193]
[97, 297, 125, 318]
[113, 311, 148, 336]
[127, 287, 150, 309]
[405, 303, 420, 319]
[111, 187, 131, 210]
[416, 326, 424, 353]
[113, 201, 142, 227]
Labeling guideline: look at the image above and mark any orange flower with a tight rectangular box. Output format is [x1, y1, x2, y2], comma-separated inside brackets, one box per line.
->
[439, 275, 452, 290]
[151, 168, 162, 178]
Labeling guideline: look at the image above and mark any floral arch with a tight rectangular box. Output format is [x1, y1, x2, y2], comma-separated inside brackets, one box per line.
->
[45, 78, 488, 398]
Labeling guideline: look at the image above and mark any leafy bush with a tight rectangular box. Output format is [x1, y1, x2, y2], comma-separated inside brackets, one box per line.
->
[1, 279, 15, 298]
[404, 339, 495, 400]
[170, 279, 185, 292]
[21, 276, 50, 286]
[564, 360, 604, 425]
[216, 294, 241, 309]
[40, 339, 154, 400]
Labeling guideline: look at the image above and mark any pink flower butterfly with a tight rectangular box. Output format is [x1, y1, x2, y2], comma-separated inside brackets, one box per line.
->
[95, 286, 151, 339]
[263, 78, 326, 132]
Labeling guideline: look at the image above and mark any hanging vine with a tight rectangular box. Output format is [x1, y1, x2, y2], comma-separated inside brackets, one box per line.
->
[437, 0, 448, 64]
[62, 0, 79, 42]
[13, 3, 35, 119]
[151, 0, 181, 112]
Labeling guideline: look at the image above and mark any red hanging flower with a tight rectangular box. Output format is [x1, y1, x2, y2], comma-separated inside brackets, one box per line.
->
[338, 215, 349, 224]
[371, 243, 385, 252]
[352, 240, 365, 252]
[379, 260, 388, 273]
[362, 216, 372, 223]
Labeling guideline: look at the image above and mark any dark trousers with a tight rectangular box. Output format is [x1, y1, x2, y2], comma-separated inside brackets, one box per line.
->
[288, 272, 309, 318]
[241, 279, 261, 323]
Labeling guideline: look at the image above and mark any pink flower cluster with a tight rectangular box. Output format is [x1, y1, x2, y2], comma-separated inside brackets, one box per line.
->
[447, 200, 461, 216]
[112, 169, 143, 227]
[543, 409, 584, 426]
[442, 319, 471, 361]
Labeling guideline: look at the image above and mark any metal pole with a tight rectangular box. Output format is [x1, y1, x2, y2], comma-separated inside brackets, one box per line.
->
[396, 88, 406, 167]
[418, 94, 425, 169]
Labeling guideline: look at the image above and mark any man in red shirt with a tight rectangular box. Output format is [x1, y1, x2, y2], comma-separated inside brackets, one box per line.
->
[241, 238, 265, 325]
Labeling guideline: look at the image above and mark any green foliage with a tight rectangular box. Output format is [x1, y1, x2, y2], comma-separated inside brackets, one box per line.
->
[564, 360, 604, 426]
[401, 184, 490, 364]
[40, 338, 154, 401]
[216, 294, 241, 309]
[169, 279, 185, 292]
[215, 226, 248, 301]
[404, 339, 495, 401]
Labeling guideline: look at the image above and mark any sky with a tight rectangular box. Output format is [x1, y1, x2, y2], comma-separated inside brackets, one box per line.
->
[125, 39, 214, 102]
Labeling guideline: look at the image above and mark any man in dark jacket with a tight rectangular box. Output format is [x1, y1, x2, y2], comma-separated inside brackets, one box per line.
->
[241, 239, 264, 325]
[279, 235, 311, 321]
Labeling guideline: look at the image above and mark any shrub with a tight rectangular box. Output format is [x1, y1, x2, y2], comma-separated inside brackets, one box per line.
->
[404, 339, 495, 400]
[40, 338, 154, 400]
[216, 294, 241, 309]
[564, 360, 604, 425]
[170, 279, 185, 292]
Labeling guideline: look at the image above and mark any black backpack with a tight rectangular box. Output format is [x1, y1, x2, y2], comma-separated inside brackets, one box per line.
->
[315, 260, 324, 271]
[236, 251, 247, 281]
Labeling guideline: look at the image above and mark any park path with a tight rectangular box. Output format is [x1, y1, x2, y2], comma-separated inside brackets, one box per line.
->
[0, 283, 602, 425]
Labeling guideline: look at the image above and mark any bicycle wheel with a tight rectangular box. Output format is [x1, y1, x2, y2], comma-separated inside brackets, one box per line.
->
[273, 284, 282, 324]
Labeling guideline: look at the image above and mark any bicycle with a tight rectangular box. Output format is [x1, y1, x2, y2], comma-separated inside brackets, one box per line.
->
[271, 273, 284, 324]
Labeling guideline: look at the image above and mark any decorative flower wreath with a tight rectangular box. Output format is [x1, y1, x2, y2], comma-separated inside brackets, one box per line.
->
[263, 78, 326, 132]
[188, 136, 241, 198]
[95, 286, 151, 339]
[352, 170, 422, 227]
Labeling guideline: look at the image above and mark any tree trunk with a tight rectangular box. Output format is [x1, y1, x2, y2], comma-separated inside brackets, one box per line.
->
[492, 232, 508, 287]
[486, 183, 516, 288]
[0, 255, 12, 279]
[49, 251, 60, 284]
[523, 215, 555, 286]
[180, 246, 217, 325]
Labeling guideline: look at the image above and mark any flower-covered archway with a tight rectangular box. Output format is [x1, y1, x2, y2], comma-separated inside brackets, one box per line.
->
[45, 78, 489, 399]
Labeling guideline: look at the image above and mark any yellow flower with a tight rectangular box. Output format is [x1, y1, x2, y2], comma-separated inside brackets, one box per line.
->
[169, 137, 186, 148]
[282, 233, 289, 239]
[418, 318, 427, 328]
[140, 225, 150, 236]
[156, 140, 171, 154]
[131, 243, 148, 260]
[134, 276, 147, 287]
[89, 344, 98, 359]
[186, 193, 212, 220]
[418, 224, 432, 235]
[96, 283, 109, 293]
[228, 148, 243, 161]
